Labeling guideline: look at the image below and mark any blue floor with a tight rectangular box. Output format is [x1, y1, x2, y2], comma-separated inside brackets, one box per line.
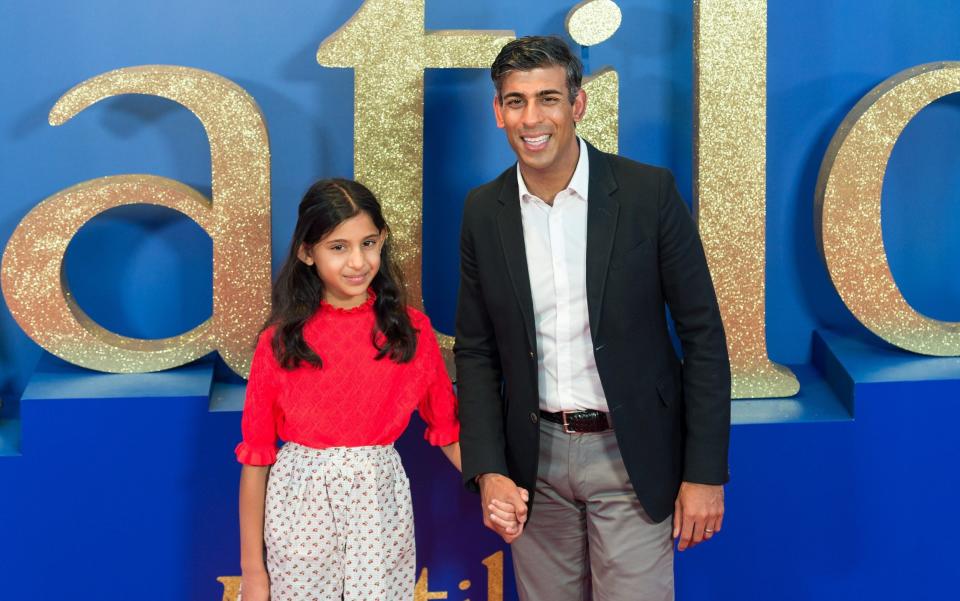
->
[2, 331, 958, 600]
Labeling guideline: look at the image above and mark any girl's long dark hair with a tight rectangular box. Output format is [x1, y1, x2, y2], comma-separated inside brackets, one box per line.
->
[266, 178, 417, 369]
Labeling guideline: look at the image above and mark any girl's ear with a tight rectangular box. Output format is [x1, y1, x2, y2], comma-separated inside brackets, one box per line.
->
[297, 243, 314, 266]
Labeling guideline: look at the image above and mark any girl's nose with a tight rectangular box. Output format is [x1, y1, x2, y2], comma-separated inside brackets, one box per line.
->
[347, 247, 365, 269]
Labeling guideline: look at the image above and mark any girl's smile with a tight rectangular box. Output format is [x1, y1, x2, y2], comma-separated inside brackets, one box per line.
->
[297, 212, 385, 309]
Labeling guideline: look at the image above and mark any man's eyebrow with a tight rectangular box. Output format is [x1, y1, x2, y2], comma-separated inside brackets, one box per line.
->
[502, 89, 564, 99]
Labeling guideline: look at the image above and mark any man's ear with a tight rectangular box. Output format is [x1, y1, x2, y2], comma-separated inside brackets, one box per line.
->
[297, 243, 314, 266]
[493, 94, 506, 129]
[573, 88, 587, 124]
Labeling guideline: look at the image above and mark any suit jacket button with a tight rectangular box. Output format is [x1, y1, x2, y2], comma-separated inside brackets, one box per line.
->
[529, 351, 535, 359]
[529, 412, 539, 424]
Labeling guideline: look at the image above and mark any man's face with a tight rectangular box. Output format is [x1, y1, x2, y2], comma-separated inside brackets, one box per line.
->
[494, 65, 586, 176]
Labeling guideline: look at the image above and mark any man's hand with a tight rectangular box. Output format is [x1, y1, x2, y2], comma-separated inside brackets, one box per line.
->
[673, 482, 724, 551]
[478, 473, 529, 543]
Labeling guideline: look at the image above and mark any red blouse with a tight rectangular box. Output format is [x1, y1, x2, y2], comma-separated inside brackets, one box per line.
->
[235, 293, 459, 465]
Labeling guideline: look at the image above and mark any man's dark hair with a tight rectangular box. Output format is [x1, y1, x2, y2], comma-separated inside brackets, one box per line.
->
[491, 35, 583, 103]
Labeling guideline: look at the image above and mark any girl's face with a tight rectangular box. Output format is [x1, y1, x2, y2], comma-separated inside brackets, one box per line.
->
[298, 212, 385, 309]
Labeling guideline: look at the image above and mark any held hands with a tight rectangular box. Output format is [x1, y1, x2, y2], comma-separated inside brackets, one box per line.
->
[673, 481, 724, 551]
[478, 473, 530, 543]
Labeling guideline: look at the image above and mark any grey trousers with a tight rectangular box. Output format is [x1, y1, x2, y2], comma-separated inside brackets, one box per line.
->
[511, 419, 674, 601]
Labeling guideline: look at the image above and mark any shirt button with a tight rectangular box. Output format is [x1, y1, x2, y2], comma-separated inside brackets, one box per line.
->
[529, 412, 539, 424]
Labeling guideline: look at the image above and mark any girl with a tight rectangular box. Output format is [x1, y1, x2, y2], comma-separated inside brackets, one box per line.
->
[236, 179, 497, 601]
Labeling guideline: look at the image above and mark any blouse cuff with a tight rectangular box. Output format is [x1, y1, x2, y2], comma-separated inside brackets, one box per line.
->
[423, 422, 460, 447]
[234, 441, 277, 466]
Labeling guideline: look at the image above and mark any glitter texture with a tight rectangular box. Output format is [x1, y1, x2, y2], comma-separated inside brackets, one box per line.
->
[693, 0, 799, 398]
[1, 66, 271, 377]
[816, 62, 960, 356]
[580, 67, 619, 154]
[318, 0, 513, 374]
[566, 0, 622, 47]
[318, 0, 624, 377]
[216, 576, 240, 601]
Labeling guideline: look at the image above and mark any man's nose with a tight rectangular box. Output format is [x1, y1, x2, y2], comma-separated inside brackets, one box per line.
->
[521, 102, 543, 126]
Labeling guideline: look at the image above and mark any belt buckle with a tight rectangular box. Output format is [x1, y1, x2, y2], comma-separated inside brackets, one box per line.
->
[561, 410, 576, 434]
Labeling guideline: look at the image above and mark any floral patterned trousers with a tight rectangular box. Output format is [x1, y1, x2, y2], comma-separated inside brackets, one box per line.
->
[262, 442, 414, 601]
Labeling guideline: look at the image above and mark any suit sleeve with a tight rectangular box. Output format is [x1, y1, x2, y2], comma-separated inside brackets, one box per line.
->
[454, 191, 509, 492]
[656, 170, 731, 485]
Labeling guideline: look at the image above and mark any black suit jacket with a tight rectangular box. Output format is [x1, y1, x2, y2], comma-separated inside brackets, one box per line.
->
[454, 141, 731, 523]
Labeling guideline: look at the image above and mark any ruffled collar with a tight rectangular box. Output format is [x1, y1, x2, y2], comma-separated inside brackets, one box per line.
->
[320, 288, 376, 315]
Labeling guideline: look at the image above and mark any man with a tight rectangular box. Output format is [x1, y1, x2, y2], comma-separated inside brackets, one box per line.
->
[454, 36, 731, 600]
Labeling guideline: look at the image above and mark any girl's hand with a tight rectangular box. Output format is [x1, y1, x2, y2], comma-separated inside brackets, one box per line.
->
[487, 489, 530, 537]
[240, 569, 270, 601]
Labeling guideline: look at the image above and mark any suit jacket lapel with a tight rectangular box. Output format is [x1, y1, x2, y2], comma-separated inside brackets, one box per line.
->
[585, 142, 620, 343]
[495, 168, 537, 353]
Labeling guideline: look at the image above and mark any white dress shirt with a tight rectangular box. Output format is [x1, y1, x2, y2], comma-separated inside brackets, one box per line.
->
[518, 137, 609, 413]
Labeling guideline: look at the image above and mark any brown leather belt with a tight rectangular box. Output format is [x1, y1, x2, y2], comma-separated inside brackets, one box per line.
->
[539, 409, 611, 433]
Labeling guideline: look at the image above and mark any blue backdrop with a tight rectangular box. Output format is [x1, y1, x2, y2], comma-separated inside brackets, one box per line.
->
[1, 1, 959, 600]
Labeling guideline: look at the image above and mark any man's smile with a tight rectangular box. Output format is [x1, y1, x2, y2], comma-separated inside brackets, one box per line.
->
[521, 133, 551, 150]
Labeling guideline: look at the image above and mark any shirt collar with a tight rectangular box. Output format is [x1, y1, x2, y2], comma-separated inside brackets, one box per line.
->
[517, 137, 590, 203]
[319, 288, 376, 315]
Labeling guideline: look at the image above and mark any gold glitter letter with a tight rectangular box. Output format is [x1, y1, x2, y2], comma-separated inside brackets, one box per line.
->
[816, 62, 960, 355]
[414, 567, 449, 600]
[481, 550, 504, 601]
[693, 0, 800, 398]
[1, 66, 271, 377]
[579, 68, 619, 155]
[317, 0, 514, 370]
[566, 0, 623, 47]
[566, 0, 622, 155]
[216, 576, 240, 601]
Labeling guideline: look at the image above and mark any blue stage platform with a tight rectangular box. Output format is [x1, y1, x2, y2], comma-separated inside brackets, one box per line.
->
[1, 330, 957, 600]
[679, 330, 960, 601]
